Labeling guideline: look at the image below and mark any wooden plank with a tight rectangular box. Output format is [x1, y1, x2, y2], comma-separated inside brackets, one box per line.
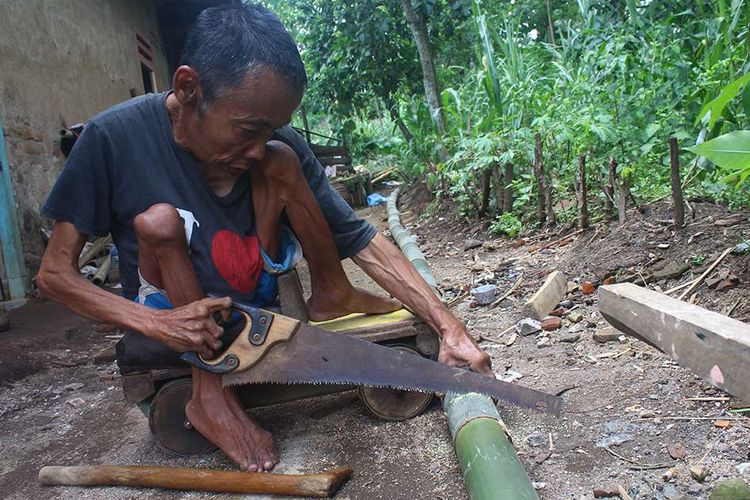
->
[599, 283, 750, 403]
[522, 270, 567, 320]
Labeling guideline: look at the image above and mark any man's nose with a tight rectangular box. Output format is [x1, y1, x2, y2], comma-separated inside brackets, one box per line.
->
[243, 141, 266, 161]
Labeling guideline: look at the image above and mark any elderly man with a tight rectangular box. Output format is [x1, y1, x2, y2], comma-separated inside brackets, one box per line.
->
[37, 4, 491, 473]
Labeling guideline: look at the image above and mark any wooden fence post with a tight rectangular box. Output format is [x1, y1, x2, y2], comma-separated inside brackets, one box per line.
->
[492, 163, 505, 215]
[533, 133, 546, 224]
[618, 175, 629, 225]
[503, 163, 514, 214]
[669, 137, 684, 227]
[577, 153, 588, 229]
[603, 156, 616, 221]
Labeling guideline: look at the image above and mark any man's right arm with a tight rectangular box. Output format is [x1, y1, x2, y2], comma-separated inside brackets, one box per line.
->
[37, 221, 228, 357]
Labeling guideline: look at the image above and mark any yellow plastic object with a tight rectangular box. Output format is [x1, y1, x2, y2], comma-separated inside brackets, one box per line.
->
[311, 308, 415, 332]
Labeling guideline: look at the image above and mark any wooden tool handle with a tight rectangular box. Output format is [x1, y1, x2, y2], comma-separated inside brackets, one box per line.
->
[39, 465, 353, 498]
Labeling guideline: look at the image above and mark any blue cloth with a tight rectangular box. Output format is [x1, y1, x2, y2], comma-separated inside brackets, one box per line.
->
[136, 225, 301, 310]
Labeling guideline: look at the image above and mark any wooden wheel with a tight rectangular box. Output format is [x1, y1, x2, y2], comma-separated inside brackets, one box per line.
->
[148, 378, 217, 456]
[359, 345, 434, 421]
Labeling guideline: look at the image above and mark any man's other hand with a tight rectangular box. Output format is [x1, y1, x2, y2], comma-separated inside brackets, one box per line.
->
[147, 296, 232, 357]
[438, 330, 493, 377]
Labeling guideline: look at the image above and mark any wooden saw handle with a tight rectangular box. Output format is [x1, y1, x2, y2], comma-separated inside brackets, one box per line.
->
[39, 465, 353, 498]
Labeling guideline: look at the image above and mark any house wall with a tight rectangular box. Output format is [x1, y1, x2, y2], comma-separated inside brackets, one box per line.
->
[0, 0, 169, 277]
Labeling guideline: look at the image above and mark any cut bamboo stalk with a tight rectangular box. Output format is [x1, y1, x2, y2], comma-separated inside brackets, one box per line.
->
[78, 235, 112, 269]
[388, 188, 539, 500]
[445, 394, 539, 500]
[92, 255, 112, 286]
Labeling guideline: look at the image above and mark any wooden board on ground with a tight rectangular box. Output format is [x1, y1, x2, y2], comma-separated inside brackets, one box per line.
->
[522, 270, 567, 320]
[599, 282, 750, 403]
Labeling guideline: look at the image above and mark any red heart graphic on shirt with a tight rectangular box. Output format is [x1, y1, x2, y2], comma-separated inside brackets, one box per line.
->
[211, 230, 263, 294]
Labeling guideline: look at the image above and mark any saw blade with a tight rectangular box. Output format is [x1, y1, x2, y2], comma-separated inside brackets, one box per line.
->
[223, 322, 562, 415]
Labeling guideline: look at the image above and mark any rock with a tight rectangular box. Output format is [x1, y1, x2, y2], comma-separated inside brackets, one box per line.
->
[559, 299, 574, 309]
[715, 419, 733, 429]
[710, 478, 750, 499]
[541, 316, 562, 331]
[707, 275, 724, 289]
[471, 284, 497, 305]
[593, 486, 620, 498]
[716, 279, 736, 292]
[66, 397, 86, 408]
[581, 281, 596, 295]
[526, 430, 547, 448]
[735, 463, 750, 475]
[536, 336, 550, 348]
[567, 281, 578, 293]
[558, 331, 581, 343]
[532, 481, 546, 490]
[667, 442, 687, 460]
[481, 241, 497, 251]
[0, 305, 8, 333]
[550, 307, 565, 317]
[511, 239, 526, 248]
[567, 311, 583, 323]
[463, 239, 483, 251]
[498, 370, 523, 383]
[63, 383, 84, 391]
[603, 276, 616, 285]
[662, 468, 678, 481]
[568, 322, 587, 333]
[690, 465, 710, 482]
[652, 261, 690, 280]
[687, 483, 703, 495]
[593, 326, 623, 343]
[596, 433, 633, 447]
[663, 483, 683, 499]
[515, 318, 541, 336]
[534, 449, 552, 464]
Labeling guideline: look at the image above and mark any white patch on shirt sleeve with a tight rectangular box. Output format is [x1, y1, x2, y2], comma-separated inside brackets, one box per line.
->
[176, 208, 200, 247]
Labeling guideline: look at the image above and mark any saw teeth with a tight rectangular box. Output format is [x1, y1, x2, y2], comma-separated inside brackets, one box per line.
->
[225, 378, 434, 393]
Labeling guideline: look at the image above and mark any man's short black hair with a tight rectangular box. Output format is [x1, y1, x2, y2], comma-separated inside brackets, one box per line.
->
[180, 3, 307, 103]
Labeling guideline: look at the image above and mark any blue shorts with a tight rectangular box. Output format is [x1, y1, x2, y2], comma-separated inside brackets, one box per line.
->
[135, 225, 302, 310]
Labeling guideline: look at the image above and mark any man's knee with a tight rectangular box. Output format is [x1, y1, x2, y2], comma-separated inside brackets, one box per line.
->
[133, 203, 185, 247]
[259, 141, 304, 183]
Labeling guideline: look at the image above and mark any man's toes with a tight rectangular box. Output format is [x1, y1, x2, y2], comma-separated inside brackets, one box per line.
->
[246, 463, 259, 473]
[263, 460, 276, 471]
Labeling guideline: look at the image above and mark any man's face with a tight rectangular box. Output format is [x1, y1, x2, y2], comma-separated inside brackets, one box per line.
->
[187, 67, 302, 175]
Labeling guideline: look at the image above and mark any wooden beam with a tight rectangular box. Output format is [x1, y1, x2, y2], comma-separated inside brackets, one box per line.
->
[522, 270, 567, 320]
[599, 283, 750, 403]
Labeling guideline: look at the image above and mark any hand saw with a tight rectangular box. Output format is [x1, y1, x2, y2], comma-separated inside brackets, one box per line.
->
[180, 303, 563, 415]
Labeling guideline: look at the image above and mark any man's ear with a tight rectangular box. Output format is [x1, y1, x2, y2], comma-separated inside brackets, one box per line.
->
[172, 66, 203, 106]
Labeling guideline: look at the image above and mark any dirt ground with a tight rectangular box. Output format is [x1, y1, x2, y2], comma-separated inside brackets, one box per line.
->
[1, 187, 749, 499]
[398, 184, 750, 499]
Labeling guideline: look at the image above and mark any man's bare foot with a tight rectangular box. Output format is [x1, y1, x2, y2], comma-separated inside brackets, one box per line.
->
[185, 372, 277, 472]
[307, 286, 402, 321]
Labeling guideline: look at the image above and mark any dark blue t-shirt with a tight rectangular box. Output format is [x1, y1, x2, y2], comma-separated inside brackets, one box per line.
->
[43, 92, 375, 302]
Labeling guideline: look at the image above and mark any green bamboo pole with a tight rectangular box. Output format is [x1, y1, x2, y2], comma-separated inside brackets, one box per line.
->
[387, 188, 539, 500]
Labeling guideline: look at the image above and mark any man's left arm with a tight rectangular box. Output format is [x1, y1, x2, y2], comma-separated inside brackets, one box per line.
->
[352, 232, 493, 377]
